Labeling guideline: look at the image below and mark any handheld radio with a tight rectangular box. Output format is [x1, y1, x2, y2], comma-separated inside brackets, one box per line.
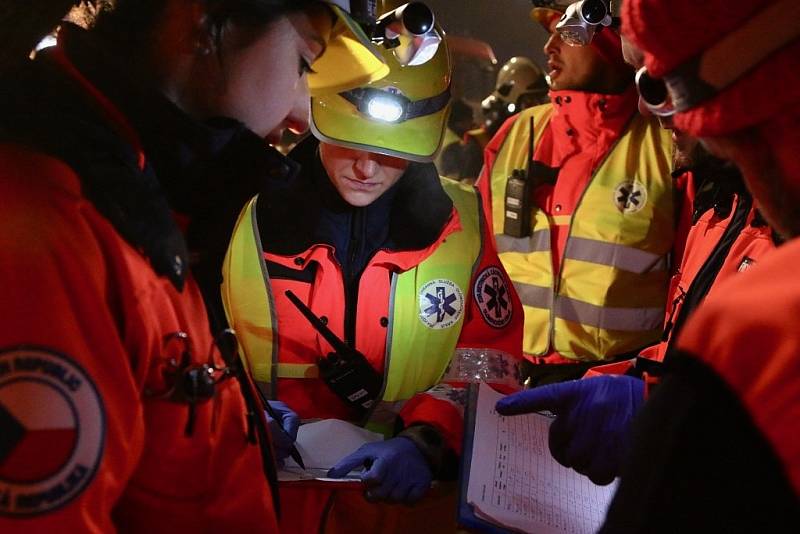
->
[503, 116, 535, 238]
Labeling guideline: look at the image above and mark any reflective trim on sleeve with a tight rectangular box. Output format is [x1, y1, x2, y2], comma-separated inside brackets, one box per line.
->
[275, 363, 319, 379]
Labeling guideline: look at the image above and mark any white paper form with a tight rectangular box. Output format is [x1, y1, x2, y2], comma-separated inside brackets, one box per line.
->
[279, 419, 383, 482]
[466, 382, 618, 534]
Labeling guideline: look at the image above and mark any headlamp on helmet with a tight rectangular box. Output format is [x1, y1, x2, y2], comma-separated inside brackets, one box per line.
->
[555, 0, 614, 46]
[339, 85, 450, 124]
[310, 3, 451, 163]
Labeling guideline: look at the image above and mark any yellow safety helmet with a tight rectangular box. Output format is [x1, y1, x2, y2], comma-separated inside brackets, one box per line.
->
[310, 2, 452, 162]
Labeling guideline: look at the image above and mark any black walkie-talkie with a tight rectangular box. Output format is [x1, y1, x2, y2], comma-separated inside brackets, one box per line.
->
[503, 116, 535, 238]
[284, 290, 383, 415]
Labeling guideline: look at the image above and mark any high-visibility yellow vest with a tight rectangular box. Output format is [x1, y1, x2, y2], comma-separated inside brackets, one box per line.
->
[221, 177, 483, 432]
[490, 104, 674, 360]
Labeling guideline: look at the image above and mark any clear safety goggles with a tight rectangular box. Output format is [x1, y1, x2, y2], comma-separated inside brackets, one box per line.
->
[555, 0, 612, 46]
[308, 2, 442, 95]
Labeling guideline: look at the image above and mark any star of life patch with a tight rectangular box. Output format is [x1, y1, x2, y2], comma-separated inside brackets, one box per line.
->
[418, 279, 464, 329]
[613, 180, 648, 213]
[473, 266, 513, 328]
[0, 347, 105, 517]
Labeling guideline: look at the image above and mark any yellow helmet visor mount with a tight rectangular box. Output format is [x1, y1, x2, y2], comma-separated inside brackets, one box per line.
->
[307, 3, 390, 96]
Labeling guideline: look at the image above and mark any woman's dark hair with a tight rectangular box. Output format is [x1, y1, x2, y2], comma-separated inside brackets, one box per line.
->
[89, 0, 318, 52]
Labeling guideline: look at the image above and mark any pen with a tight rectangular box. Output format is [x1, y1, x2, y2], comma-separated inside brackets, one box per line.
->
[213, 328, 306, 470]
[263, 400, 306, 470]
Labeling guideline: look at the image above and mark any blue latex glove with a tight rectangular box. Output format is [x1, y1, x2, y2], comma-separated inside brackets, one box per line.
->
[264, 400, 300, 464]
[495, 375, 645, 485]
[327, 437, 433, 504]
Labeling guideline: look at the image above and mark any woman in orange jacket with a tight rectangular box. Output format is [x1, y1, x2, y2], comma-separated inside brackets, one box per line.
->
[0, 1, 384, 531]
[223, 11, 524, 531]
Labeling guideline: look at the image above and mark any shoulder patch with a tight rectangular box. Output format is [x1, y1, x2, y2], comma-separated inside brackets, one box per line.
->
[473, 266, 513, 328]
[419, 279, 465, 329]
[0, 347, 105, 517]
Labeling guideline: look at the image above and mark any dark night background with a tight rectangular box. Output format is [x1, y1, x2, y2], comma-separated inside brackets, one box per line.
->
[423, 0, 551, 107]
[427, 0, 549, 66]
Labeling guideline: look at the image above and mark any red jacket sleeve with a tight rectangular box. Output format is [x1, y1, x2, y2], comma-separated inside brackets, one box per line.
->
[0, 150, 141, 532]
[0, 148, 278, 533]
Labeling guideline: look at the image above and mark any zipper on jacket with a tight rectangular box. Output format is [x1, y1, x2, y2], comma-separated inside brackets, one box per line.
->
[661, 286, 687, 342]
[547, 115, 631, 352]
[664, 194, 752, 359]
[343, 207, 367, 346]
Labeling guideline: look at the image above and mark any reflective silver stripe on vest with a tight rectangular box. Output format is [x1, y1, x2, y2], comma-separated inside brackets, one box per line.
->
[496, 230, 551, 254]
[513, 281, 552, 309]
[513, 281, 663, 331]
[554, 296, 663, 331]
[564, 237, 667, 273]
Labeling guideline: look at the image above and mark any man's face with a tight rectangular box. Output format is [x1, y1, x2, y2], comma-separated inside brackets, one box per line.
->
[671, 130, 702, 169]
[543, 17, 607, 91]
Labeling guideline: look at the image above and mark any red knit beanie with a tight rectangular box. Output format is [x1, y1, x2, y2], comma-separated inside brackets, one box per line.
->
[622, 0, 800, 137]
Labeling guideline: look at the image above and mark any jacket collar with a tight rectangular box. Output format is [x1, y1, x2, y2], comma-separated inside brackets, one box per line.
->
[256, 137, 453, 258]
[545, 85, 638, 158]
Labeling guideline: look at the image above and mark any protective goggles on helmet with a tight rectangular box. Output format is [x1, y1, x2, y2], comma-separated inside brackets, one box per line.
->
[635, 67, 675, 117]
[555, 0, 613, 46]
[372, 2, 442, 67]
[339, 85, 450, 123]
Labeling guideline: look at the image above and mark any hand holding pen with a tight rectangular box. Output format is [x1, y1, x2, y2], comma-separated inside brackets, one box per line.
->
[263, 400, 306, 469]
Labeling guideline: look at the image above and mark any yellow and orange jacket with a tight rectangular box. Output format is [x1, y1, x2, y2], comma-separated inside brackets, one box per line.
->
[477, 86, 684, 363]
[588, 167, 776, 382]
[223, 141, 524, 533]
[224, 141, 524, 450]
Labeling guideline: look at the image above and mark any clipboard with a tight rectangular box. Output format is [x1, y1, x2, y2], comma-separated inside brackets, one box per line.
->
[457, 383, 514, 534]
[457, 382, 619, 534]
